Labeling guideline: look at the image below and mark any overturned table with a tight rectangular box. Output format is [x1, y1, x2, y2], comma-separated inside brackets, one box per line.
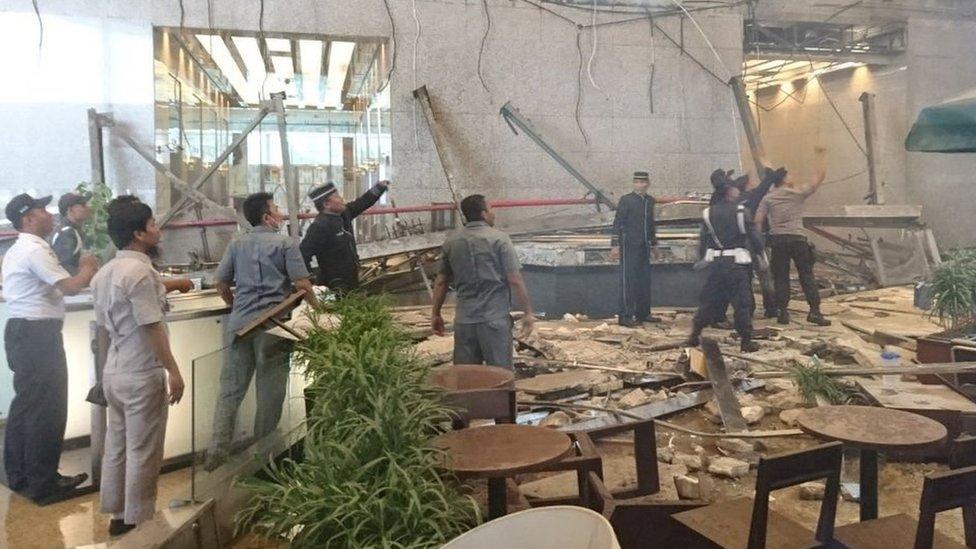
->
[797, 405, 947, 521]
[433, 424, 573, 519]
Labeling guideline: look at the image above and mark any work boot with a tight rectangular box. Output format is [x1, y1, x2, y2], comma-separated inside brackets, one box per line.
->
[639, 315, 663, 324]
[683, 334, 700, 347]
[108, 519, 136, 537]
[763, 309, 778, 319]
[740, 339, 760, 353]
[618, 316, 637, 328]
[710, 320, 734, 330]
[807, 312, 832, 326]
[777, 310, 791, 325]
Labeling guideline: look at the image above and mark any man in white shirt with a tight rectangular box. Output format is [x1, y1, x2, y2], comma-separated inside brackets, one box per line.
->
[2, 193, 97, 504]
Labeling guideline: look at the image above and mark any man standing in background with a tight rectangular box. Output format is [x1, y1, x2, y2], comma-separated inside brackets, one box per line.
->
[51, 191, 92, 275]
[2, 193, 97, 504]
[431, 195, 534, 370]
[611, 171, 660, 327]
[755, 146, 831, 326]
[300, 180, 390, 294]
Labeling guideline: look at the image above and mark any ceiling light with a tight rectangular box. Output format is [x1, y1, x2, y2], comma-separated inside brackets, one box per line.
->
[324, 41, 356, 109]
[299, 39, 323, 108]
[195, 34, 253, 103]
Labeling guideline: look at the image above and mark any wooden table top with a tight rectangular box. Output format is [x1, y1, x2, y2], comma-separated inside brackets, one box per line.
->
[427, 364, 515, 392]
[432, 424, 573, 477]
[798, 405, 948, 452]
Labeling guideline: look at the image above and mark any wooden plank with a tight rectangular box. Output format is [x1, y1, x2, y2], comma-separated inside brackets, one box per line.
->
[235, 290, 307, 338]
[701, 338, 747, 432]
[857, 377, 976, 412]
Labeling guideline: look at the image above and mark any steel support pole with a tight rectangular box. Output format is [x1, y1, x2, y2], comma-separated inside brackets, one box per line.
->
[87, 108, 106, 185]
[859, 92, 884, 205]
[158, 104, 272, 228]
[499, 101, 615, 211]
[271, 92, 301, 238]
[729, 76, 768, 180]
[413, 86, 464, 221]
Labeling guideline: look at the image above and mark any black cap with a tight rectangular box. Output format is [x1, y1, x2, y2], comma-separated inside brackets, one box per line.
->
[5, 193, 52, 229]
[633, 171, 650, 181]
[710, 168, 730, 189]
[307, 182, 338, 204]
[58, 191, 91, 216]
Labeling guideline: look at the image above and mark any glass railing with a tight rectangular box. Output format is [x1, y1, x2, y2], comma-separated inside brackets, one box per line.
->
[189, 335, 308, 502]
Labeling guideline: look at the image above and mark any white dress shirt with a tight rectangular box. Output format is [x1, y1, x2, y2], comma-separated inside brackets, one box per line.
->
[1, 233, 71, 320]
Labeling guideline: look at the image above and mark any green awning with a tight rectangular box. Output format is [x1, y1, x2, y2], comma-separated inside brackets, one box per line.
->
[905, 90, 976, 153]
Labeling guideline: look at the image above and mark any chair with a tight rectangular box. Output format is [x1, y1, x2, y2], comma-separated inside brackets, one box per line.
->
[671, 442, 844, 549]
[948, 434, 976, 469]
[833, 464, 976, 549]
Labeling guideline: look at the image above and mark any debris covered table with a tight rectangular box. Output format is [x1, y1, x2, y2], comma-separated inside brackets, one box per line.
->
[426, 364, 517, 424]
[433, 424, 573, 519]
[797, 405, 947, 521]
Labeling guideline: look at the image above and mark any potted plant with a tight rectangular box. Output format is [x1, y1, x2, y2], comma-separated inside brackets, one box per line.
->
[928, 249, 976, 331]
[237, 294, 479, 547]
[74, 181, 115, 262]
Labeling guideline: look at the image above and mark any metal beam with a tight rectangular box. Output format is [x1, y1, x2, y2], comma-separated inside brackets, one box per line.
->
[87, 108, 106, 185]
[108, 124, 250, 228]
[859, 92, 883, 204]
[499, 101, 615, 211]
[271, 92, 301, 238]
[412, 85, 463, 220]
[744, 50, 893, 66]
[729, 76, 768, 179]
[158, 104, 271, 228]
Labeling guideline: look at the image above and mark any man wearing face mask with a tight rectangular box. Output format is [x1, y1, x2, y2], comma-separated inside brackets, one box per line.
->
[611, 171, 660, 327]
[300, 180, 389, 294]
[206, 192, 315, 470]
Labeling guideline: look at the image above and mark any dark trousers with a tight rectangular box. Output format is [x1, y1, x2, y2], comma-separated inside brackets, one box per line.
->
[769, 234, 821, 313]
[3, 319, 68, 499]
[755, 265, 777, 316]
[453, 317, 514, 370]
[693, 259, 754, 340]
[619, 244, 651, 321]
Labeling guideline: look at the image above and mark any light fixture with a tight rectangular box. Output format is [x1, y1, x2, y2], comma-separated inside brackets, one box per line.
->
[324, 41, 356, 109]
[195, 34, 253, 103]
[299, 39, 323, 108]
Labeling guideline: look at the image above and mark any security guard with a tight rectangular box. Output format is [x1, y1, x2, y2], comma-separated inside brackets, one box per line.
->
[685, 180, 765, 353]
[300, 180, 389, 293]
[611, 171, 659, 327]
[51, 191, 92, 275]
[2, 193, 97, 504]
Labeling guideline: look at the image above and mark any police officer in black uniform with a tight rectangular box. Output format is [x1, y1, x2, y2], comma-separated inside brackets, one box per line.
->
[300, 180, 389, 293]
[611, 171, 659, 327]
[685, 176, 765, 353]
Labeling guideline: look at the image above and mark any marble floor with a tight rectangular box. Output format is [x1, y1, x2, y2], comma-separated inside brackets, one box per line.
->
[0, 468, 191, 549]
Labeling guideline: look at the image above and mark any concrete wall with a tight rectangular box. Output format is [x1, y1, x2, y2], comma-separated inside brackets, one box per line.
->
[0, 0, 744, 249]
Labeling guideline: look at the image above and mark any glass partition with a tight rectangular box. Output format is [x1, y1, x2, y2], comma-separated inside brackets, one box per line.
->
[190, 337, 307, 501]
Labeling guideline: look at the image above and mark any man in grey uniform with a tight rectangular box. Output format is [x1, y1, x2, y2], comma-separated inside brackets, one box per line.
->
[431, 195, 535, 369]
[2, 193, 97, 504]
[207, 192, 315, 470]
[92, 197, 184, 536]
[51, 191, 91, 275]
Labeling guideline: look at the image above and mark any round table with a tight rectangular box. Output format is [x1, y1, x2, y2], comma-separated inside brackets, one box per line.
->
[797, 405, 947, 521]
[427, 364, 515, 392]
[433, 424, 573, 519]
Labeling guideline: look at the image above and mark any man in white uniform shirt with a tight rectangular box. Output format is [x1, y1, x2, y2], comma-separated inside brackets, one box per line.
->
[2, 193, 97, 504]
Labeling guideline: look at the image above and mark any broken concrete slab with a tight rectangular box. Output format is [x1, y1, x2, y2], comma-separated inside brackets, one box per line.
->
[674, 474, 701, 500]
[742, 405, 765, 425]
[539, 411, 571, 428]
[618, 388, 650, 408]
[708, 457, 751, 479]
[717, 438, 756, 455]
[516, 370, 610, 395]
[658, 447, 675, 464]
[674, 453, 704, 472]
[779, 408, 805, 427]
[800, 481, 826, 501]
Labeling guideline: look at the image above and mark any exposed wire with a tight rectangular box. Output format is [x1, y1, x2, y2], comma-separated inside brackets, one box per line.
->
[31, 0, 43, 52]
[378, 0, 397, 93]
[411, 0, 422, 150]
[259, 0, 269, 100]
[477, 0, 492, 93]
[574, 30, 590, 145]
[585, 0, 603, 92]
[518, 0, 578, 26]
[823, 169, 867, 186]
[647, 12, 655, 114]
[811, 67, 868, 157]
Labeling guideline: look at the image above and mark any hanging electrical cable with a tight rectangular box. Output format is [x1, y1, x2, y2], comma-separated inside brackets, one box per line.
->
[586, 0, 603, 92]
[647, 11, 655, 114]
[379, 0, 397, 93]
[31, 0, 43, 52]
[411, 0, 422, 151]
[575, 30, 590, 145]
[477, 0, 492, 93]
[258, 0, 269, 101]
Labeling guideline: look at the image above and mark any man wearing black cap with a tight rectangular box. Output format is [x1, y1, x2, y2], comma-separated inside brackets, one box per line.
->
[685, 181, 764, 352]
[51, 192, 92, 275]
[611, 171, 659, 327]
[2, 193, 97, 504]
[300, 180, 389, 293]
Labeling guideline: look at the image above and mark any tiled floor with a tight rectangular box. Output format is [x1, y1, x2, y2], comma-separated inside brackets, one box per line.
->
[0, 468, 191, 549]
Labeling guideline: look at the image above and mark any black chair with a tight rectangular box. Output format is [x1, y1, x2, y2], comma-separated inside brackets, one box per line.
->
[671, 442, 844, 548]
[833, 464, 976, 549]
[948, 434, 976, 469]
